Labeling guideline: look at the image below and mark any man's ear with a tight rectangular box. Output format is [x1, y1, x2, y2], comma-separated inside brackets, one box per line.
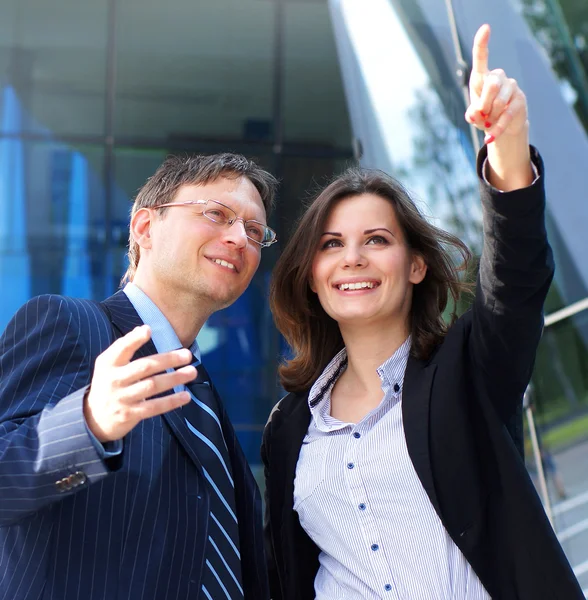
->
[409, 253, 427, 285]
[131, 208, 154, 250]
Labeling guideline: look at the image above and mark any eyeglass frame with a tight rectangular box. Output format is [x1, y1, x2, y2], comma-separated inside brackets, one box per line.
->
[152, 199, 278, 248]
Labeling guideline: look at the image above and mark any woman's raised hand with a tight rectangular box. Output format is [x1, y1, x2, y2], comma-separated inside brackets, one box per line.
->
[465, 24, 529, 146]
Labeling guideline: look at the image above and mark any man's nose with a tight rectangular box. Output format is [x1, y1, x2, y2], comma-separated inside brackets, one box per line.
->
[223, 218, 248, 248]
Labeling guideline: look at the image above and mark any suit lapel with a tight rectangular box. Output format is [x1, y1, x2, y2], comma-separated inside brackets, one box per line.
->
[101, 291, 206, 469]
[402, 355, 441, 518]
[101, 291, 158, 358]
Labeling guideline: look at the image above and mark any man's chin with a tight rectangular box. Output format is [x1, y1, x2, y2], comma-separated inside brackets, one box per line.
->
[208, 288, 247, 310]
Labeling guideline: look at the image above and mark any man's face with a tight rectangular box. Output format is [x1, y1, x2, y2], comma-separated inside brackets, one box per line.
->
[145, 176, 266, 311]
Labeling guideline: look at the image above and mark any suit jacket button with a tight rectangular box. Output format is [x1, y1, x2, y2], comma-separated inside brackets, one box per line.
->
[75, 471, 88, 485]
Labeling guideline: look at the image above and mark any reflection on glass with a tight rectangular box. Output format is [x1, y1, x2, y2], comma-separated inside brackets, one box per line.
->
[283, 0, 351, 147]
[331, 0, 482, 251]
[0, 0, 107, 136]
[529, 308, 588, 583]
[0, 86, 30, 326]
[115, 0, 274, 142]
[520, 0, 588, 131]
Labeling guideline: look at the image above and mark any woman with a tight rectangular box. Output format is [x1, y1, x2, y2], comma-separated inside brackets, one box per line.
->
[262, 25, 583, 600]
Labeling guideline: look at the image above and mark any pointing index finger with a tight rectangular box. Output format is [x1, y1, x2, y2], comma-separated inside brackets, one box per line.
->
[472, 24, 491, 77]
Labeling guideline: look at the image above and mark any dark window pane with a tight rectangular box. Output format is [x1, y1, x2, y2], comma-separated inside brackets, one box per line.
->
[114, 0, 274, 143]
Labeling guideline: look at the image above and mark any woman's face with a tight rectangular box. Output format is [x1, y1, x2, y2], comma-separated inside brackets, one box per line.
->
[310, 193, 426, 330]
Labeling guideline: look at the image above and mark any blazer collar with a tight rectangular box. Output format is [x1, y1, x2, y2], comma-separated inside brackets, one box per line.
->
[272, 392, 312, 521]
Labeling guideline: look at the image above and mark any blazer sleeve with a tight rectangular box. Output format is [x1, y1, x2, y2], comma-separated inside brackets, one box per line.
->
[469, 146, 554, 437]
[0, 295, 118, 526]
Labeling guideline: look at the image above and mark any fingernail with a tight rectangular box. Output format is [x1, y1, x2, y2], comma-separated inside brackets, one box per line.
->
[484, 121, 492, 129]
[484, 133, 495, 144]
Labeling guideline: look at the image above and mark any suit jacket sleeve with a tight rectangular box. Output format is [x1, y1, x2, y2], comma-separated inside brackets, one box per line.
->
[470, 146, 554, 443]
[0, 295, 118, 526]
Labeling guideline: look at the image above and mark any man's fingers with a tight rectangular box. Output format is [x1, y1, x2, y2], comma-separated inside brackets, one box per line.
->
[119, 365, 197, 403]
[114, 348, 194, 387]
[131, 392, 192, 421]
[99, 325, 153, 367]
[471, 24, 491, 77]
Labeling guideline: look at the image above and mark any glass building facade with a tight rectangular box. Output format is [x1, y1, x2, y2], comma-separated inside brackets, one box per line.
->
[1, 0, 587, 591]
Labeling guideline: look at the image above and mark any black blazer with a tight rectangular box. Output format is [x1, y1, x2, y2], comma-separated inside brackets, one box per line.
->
[262, 148, 583, 600]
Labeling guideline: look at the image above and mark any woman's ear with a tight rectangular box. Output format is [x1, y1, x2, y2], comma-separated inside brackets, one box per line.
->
[409, 253, 427, 285]
[309, 277, 317, 293]
[130, 208, 154, 250]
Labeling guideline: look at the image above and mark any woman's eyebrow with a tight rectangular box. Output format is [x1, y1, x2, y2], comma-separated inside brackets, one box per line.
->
[365, 228, 395, 237]
[320, 231, 342, 237]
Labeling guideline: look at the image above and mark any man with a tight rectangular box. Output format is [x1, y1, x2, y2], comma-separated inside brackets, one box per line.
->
[0, 153, 278, 600]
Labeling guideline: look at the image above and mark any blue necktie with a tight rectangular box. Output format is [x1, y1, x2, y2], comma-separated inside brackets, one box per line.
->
[183, 357, 244, 599]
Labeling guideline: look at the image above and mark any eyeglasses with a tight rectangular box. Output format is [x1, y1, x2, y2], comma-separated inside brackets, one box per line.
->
[154, 199, 277, 248]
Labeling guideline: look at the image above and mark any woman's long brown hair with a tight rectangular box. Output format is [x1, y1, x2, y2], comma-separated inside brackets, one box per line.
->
[270, 168, 472, 393]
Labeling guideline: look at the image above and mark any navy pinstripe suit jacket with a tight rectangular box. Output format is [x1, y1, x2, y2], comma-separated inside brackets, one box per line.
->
[0, 291, 269, 600]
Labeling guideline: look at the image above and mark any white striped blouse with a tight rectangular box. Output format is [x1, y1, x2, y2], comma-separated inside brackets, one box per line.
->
[294, 337, 491, 599]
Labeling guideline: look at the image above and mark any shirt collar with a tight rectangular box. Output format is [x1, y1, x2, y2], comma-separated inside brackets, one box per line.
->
[308, 336, 411, 431]
[123, 282, 201, 360]
[377, 335, 411, 398]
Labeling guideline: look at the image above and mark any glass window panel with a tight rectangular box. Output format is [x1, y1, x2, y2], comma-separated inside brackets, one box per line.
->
[115, 0, 274, 142]
[521, 0, 588, 131]
[330, 0, 483, 254]
[0, 138, 106, 330]
[529, 308, 588, 585]
[0, 0, 107, 137]
[283, 0, 352, 149]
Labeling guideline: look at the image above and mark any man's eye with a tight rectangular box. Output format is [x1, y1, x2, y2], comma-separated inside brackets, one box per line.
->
[246, 224, 264, 241]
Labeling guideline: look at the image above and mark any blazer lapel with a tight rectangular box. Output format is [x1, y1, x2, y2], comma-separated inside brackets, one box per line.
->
[271, 394, 312, 536]
[101, 291, 158, 358]
[101, 291, 207, 469]
[402, 356, 441, 518]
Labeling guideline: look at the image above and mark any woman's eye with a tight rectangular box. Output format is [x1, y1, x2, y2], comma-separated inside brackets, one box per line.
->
[321, 238, 342, 249]
[366, 235, 388, 245]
